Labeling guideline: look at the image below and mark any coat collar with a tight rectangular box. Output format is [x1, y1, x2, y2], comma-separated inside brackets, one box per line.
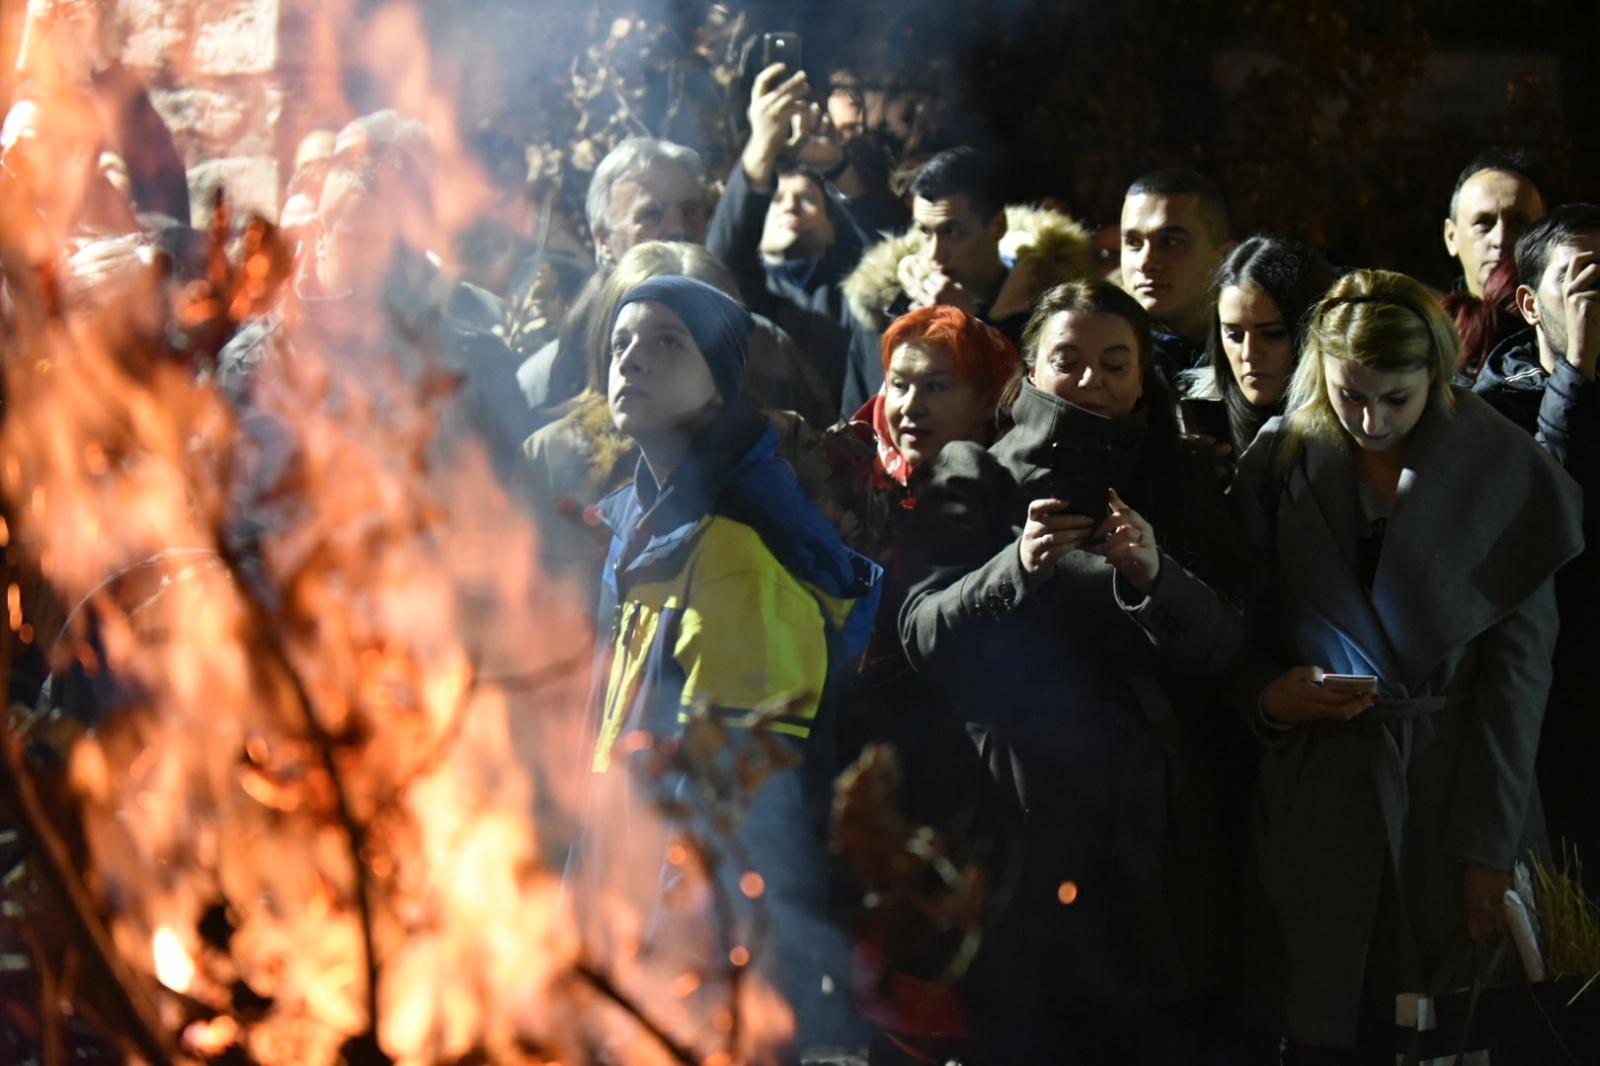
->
[996, 379, 1149, 499]
[1279, 387, 1582, 689]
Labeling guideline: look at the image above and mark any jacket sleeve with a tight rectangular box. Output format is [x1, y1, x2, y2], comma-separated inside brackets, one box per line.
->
[1113, 558, 1245, 675]
[1536, 359, 1600, 477]
[707, 162, 778, 317]
[897, 443, 1030, 685]
[1444, 576, 1560, 870]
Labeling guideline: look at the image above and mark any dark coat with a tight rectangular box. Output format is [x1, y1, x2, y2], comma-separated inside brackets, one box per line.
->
[897, 380, 1245, 1021]
[1228, 388, 1583, 1046]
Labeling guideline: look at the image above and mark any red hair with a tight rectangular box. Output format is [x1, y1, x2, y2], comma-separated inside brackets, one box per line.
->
[1444, 258, 1522, 383]
[880, 305, 1020, 398]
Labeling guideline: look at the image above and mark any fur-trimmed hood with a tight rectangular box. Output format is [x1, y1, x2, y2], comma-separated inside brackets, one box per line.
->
[841, 203, 1092, 329]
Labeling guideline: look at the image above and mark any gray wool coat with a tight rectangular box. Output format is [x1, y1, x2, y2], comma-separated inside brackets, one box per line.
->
[1228, 386, 1584, 1047]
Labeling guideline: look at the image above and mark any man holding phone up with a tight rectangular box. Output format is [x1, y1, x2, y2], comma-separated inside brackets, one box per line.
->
[707, 42, 870, 418]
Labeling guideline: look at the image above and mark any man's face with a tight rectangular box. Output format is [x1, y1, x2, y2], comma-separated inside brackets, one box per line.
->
[1524, 232, 1600, 360]
[316, 174, 401, 299]
[1444, 169, 1545, 298]
[912, 193, 1004, 292]
[759, 173, 836, 260]
[1119, 192, 1228, 339]
[596, 161, 707, 265]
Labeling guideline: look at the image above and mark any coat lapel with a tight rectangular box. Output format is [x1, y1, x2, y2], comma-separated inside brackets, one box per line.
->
[1280, 436, 1405, 682]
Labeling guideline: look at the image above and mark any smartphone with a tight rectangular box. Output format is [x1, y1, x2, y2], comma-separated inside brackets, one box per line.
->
[1317, 673, 1379, 694]
[761, 31, 803, 75]
[1179, 398, 1230, 442]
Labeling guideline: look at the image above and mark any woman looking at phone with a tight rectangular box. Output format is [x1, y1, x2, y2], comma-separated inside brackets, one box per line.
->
[897, 280, 1246, 1061]
[1230, 269, 1582, 1059]
[1178, 236, 1335, 459]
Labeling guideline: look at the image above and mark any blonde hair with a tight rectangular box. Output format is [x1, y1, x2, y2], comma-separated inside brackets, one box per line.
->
[1279, 269, 1458, 461]
[578, 241, 739, 396]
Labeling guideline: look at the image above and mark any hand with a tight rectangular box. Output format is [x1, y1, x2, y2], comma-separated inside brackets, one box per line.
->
[1561, 250, 1600, 380]
[793, 105, 844, 170]
[1260, 666, 1376, 724]
[1018, 498, 1096, 583]
[1463, 864, 1512, 942]
[742, 63, 809, 190]
[1086, 488, 1160, 593]
[906, 267, 977, 315]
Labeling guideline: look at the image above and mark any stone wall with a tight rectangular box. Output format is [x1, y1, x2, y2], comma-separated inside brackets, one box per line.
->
[114, 0, 286, 226]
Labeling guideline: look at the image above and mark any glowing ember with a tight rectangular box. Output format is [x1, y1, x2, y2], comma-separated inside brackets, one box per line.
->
[152, 926, 195, 993]
[1057, 880, 1080, 906]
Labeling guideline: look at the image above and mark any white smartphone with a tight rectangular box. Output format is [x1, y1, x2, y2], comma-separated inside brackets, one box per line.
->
[1318, 673, 1378, 694]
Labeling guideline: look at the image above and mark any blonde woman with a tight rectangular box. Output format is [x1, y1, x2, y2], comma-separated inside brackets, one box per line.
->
[1230, 269, 1583, 1059]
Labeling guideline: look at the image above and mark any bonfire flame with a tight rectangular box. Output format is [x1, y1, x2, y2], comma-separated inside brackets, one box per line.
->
[0, 3, 797, 1064]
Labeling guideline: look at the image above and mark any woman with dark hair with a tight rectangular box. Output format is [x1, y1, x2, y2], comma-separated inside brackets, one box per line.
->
[1230, 269, 1582, 1060]
[897, 279, 1246, 1062]
[1180, 235, 1335, 457]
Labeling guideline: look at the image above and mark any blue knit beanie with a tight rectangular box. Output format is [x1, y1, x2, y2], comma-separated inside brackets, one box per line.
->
[615, 275, 752, 402]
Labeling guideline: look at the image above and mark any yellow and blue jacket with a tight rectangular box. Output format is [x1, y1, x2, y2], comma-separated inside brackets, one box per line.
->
[590, 400, 883, 774]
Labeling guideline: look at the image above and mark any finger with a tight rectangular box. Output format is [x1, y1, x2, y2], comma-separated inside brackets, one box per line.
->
[753, 62, 788, 96]
[775, 69, 809, 98]
[1567, 262, 1600, 296]
[1107, 487, 1130, 515]
[1027, 498, 1069, 520]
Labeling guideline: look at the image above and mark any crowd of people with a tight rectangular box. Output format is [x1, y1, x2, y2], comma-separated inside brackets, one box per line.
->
[5, 12, 1600, 1065]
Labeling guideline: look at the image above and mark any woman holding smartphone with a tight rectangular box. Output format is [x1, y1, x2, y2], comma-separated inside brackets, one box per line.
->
[1230, 269, 1583, 1060]
[898, 280, 1246, 1062]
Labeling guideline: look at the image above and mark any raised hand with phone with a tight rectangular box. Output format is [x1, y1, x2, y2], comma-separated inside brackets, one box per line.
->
[740, 58, 812, 192]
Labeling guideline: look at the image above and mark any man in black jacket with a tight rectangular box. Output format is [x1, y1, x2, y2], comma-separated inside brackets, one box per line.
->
[1475, 202, 1600, 884]
[708, 61, 867, 419]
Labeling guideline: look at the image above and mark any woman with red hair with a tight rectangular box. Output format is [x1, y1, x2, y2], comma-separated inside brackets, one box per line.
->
[812, 304, 1018, 1066]
[856, 303, 1020, 490]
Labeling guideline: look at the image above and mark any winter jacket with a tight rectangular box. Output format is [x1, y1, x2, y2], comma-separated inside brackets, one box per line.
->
[1228, 388, 1583, 1047]
[896, 379, 1245, 1040]
[571, 397, 882, 1049]
[707, 162, 869, 417]
[839, 205, 1091, 415]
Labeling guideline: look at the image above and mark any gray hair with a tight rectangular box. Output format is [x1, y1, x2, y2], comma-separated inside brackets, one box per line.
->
[584, 136, 705, 236]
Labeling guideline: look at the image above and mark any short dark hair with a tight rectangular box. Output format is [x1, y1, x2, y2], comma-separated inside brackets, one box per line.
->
[1514, 202, 1600, 289]
[1448, 148, 1544, 220]
[908, 147, 1004, 222]
[1125, 168, 1230, 243]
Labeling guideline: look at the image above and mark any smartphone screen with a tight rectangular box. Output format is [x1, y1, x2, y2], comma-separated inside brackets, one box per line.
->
[1318, 673, 1378, 694]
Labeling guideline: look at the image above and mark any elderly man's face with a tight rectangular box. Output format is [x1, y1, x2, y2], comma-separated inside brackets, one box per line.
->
[597, 160, 707, 265]
[316, 171, 402, 299]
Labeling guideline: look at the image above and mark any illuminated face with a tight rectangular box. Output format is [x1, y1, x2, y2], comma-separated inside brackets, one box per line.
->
[912, 193, 1004, 292]
[1444, 169, 1545, 298]
[607, 300, 721, 437]
[1029, 310, 1144, 418]
[597, 161, 707, 265]
[1218, 282, 1294, 407]
[759, 173, 836, 260]
[882, 339, 993, 471]
[1323, 357, 1432, 452]
[1120, 192, 1228, 337]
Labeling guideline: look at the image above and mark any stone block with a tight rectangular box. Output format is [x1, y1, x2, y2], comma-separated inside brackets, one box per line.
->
[187, 156, 280, 228]
[116, 0, 189, 71]
[151, 84, 282, 162]
[192, 0, 281, 77]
